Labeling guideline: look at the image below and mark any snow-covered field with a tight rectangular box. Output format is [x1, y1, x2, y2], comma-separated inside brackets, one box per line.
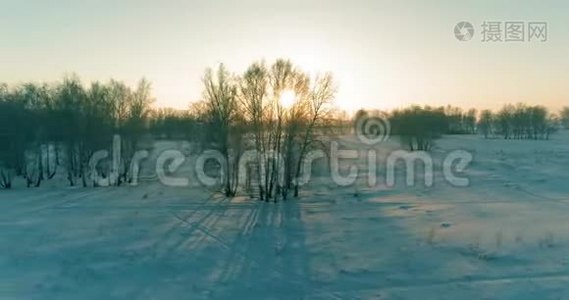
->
[2, 132, 569, 299]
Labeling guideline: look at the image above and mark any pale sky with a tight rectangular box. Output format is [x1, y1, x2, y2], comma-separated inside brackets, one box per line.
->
[1, 0, 568, 112]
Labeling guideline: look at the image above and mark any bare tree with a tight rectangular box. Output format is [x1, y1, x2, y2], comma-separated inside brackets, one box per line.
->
[119, 79, 154, 184]
[201, 64, 242, 197]
[239, 62, 269, 199]
[291, 73, 336, 197]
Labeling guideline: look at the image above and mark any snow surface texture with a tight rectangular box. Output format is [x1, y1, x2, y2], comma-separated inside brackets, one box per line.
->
[2, 132, 569, 299]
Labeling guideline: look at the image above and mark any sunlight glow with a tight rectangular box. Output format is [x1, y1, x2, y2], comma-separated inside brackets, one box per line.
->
[279, 90, 296, 109]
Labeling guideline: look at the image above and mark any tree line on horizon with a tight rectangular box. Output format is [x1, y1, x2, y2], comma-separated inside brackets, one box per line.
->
[478, 104, 566, 140]
[1, 61, 568, 194]
[356, 104, 565, 151]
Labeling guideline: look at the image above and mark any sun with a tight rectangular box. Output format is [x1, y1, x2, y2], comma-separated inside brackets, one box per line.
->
[279, 90, 296, 109]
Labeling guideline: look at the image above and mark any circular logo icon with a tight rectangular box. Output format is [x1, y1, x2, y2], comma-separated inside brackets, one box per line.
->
[354, 113, 391, 145]
[454, 21, 474, 41]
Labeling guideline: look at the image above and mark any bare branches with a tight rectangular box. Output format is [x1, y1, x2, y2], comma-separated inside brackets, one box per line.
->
[200, 64, 241, 197]
[234, 59, 337, 200]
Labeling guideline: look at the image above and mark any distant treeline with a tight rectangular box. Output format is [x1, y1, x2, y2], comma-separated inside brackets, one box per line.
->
[356, 104, 567, 151]
[478, 104, 567, 140]
[356, 106, 470, 151]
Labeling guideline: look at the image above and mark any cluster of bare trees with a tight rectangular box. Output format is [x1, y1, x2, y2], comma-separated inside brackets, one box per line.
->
[0, 59, 336, 199]
[356, 103, 563, 152]
[478, 104, 559, 140]
[196, 59, 336, 201]
[389, 106, 448, 151]
[355, 105, 480, 151]
[0, 76, 154, 189]
[355, 106, 470, 151]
